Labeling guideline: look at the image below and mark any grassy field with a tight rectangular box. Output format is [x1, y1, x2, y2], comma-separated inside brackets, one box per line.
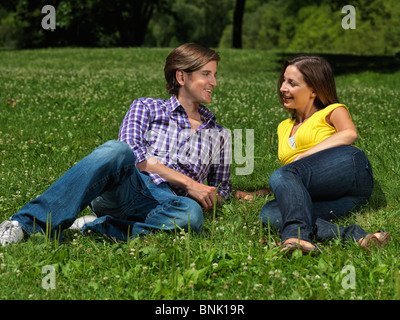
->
[0, 47, 399, 301]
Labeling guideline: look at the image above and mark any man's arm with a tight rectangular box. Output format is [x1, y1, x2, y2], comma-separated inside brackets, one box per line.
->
[120, 98, 221, 210]
[118, 98, 152, 165]
[137, 157, 218, 211]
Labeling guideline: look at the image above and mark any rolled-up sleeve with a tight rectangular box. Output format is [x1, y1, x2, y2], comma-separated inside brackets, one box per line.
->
[118, 98, 152, 165]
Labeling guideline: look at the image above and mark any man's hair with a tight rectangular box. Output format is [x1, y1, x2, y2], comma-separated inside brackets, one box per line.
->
[278, 55, 339, 117]
[164, 43, 220, 96]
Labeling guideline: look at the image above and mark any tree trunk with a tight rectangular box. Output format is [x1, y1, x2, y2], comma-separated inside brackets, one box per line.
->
[233, 0, 246, 49]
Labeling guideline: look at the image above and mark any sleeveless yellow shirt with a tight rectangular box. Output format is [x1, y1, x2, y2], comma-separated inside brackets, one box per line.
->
[277, 103, 349, 166]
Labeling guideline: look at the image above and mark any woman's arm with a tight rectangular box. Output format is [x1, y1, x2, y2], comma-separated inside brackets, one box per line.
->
[293, 106, 358, 161]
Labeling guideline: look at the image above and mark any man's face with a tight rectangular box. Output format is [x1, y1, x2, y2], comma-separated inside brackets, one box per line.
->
[178, 60, 218, 105]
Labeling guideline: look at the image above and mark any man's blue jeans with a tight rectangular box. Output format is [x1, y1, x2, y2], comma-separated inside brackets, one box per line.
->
[259, 146, 374, 244]
[11, 141, 204, 241]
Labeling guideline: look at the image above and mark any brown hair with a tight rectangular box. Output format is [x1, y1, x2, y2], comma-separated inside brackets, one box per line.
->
[278, 55, 339, 117]
[164, 43, 220, 96]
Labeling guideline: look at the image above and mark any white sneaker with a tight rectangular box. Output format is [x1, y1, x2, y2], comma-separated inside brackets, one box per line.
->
[69, 215, 97, 231]
[0, 220, 24, 246]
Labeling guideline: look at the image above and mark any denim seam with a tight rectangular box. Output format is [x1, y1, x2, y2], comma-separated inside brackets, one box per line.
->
[351, 149, 373, 190]
[281, 164, 313, 242]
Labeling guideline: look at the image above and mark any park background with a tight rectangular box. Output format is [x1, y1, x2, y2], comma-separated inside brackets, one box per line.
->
[0, 0, 399, 54]
[1, 0, 400, 301]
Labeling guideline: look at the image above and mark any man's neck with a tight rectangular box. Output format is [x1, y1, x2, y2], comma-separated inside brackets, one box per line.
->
[176, 96, 201, 120]
[176, 95, 203, 131]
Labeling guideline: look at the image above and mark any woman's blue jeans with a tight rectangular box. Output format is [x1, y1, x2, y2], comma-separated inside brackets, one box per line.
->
[11, 141, 204, 241]
[259, 146, 374, 244]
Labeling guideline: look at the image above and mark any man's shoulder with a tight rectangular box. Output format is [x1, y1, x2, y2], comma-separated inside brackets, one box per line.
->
[132, 97, 169, 108]
[213, 121, 227, 131]
[133, 96, 180, 115]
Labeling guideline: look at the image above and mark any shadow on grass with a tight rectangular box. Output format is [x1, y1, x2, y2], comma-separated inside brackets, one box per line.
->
[368, 180, 387, 210]
[275, 52, 400, 75]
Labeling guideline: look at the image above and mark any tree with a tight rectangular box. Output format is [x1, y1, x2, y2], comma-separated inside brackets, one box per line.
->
[232, 0, 246, 48]
[0, 0, 161, 48]
[56, 0, 160, 47]
[99, 0, 158, 47]
[145, 0, 234, 48]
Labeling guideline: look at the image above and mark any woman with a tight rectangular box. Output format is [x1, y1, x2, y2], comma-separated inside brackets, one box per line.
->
[259, 55, 390, 255]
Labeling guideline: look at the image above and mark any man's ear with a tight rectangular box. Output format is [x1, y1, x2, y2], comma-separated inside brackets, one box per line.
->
[176, 70, 185, 86]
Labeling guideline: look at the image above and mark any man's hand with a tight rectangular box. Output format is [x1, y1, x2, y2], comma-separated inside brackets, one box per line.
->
[187, 181, 219, 211]
[137, 157, 222, 211]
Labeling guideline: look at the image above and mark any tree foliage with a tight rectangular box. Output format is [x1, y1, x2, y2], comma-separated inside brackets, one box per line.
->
[220, 0, 400, 55]
[0, 0, 160, 48]
[144, 0, 234, 48]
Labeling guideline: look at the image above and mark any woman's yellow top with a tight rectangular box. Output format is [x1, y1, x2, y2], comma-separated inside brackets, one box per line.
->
[277, 103, 349, 166]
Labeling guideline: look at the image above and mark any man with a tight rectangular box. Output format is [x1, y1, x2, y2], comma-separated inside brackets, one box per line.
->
[0, 43, 232, 246]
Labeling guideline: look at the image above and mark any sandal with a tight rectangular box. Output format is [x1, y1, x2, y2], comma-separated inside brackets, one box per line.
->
[280, 241, 321, 256]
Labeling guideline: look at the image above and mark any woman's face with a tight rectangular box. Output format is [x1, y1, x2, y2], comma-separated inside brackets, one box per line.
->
[280, 65, 316, 112]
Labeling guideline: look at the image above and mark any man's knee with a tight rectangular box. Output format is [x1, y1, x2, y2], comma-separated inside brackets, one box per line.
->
[93, 140, 135, 165]
[178, 198, 204, 234]
[98, 140, 133, 157]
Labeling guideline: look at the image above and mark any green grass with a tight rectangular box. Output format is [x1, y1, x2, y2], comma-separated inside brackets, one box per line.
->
[0, 47, 400, 300]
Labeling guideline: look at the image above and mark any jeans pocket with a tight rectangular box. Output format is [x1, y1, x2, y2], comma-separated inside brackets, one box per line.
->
[353, 150, 374, 190]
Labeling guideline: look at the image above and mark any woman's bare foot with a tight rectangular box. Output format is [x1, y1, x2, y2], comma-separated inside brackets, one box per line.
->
[280, 238, 320, 255]
[282, 238, 316, 249]
[234, 188, 270, 201]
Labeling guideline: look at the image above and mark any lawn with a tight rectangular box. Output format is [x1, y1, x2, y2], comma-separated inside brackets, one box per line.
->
[0, 47, 399, 301]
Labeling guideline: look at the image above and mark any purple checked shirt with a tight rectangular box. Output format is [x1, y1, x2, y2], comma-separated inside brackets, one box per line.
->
[118, 95, 232, 199]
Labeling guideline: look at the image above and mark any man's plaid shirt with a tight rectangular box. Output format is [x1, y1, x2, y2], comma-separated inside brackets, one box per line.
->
[118, 95, 232, 199]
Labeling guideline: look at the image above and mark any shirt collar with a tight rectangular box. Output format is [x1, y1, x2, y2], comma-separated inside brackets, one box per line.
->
[167, 95, 181, 114]
[167, 95, 216, 125]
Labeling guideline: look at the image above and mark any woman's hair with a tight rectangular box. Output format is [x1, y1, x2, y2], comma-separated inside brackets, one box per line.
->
[164, 43, 220, 96]
[278, 55, 339, 117]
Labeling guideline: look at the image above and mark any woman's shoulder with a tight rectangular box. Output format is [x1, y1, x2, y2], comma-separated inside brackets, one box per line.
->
[278, 117, 295, 128]
[319, 103, 348, 115]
